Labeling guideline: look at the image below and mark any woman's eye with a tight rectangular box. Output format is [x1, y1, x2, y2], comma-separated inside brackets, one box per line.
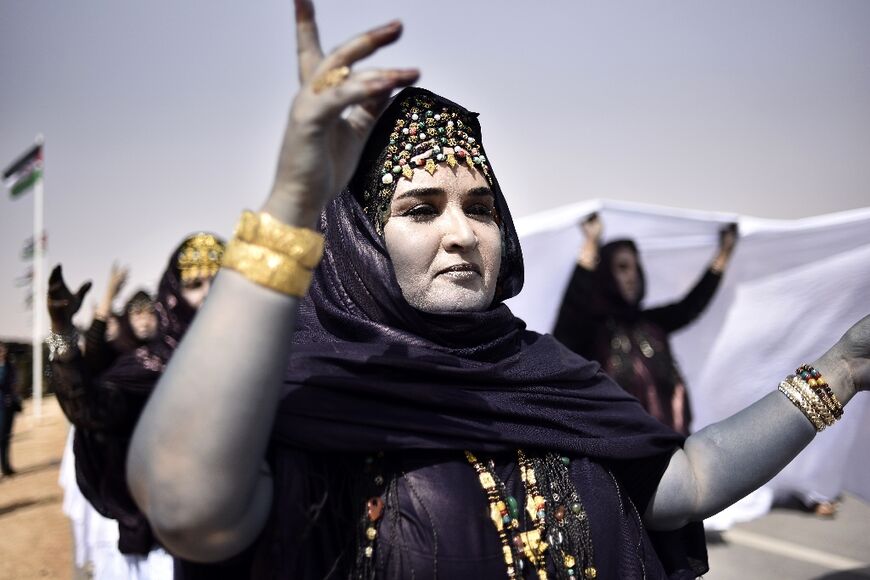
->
[184, 280, 203, 290]
[403, 204, 438, 219]
[467, 204, 495, 218]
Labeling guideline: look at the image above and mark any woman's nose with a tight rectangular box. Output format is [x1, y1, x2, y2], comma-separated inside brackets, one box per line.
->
[441, 208, 478, 251]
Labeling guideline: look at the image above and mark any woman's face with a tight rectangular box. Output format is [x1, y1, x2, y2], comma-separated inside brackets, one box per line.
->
[610, 246, 641, 304]
[180, 275, 214, 310]
[106, 316, 120, 342]
[128, 306, 158, 341]
[383, 164, 502, 313]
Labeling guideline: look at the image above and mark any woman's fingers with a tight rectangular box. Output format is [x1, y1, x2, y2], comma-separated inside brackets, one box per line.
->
[349, 92, 393, 129]
[305, 68, 419, 124]
[317, 20, 403, 75]
[75, 282, 93, 308]
[295, 0, 324, 84]
[48, 265, 68, 297]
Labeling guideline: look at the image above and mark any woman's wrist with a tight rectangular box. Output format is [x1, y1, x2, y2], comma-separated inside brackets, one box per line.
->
[577, 240, 600, 269]
[94, 301, 111, 321]
[262, 187, 324, 229]
[710, 250, 730, 274]
[812, 353, 855, 407]
[221, 209, 325, 298]
[50, 319, 74, 334]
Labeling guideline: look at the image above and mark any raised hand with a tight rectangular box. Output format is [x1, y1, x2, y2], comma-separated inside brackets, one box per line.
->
[263, 0, 420, 226]
[95, 262, 129, 321]
[106, 262, 129, 299]
[718, 223, 738, 255]
[47, 265, 92, 332]
[581, 213, 603, 243]
[576, 213, 602, 269]
[711, 223, 738, 274]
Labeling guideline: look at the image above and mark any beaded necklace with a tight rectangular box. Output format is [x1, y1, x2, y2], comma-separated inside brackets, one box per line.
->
[354, 453, 387, 579]
[466, 450, 598, 580]
[465, 451, 523, 578]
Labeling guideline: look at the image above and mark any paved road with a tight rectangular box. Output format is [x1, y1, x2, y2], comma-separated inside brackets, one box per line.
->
[706, 494, 870, 579]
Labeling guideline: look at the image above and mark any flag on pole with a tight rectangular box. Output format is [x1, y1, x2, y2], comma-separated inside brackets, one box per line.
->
[14, 267, 34, 287]
[3, 143, 43, 199]
[21, 237, 34, 260]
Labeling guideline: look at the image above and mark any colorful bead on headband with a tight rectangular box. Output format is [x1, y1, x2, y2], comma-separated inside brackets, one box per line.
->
[366, 94, 494, 231]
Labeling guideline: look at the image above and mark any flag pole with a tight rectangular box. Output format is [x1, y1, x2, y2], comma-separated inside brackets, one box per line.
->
[32, 134, 45, 418]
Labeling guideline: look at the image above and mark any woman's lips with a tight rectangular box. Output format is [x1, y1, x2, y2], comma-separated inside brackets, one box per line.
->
[437, 263, 482, 278]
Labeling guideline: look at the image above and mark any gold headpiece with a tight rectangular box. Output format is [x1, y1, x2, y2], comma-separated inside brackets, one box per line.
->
[379, 95, 492, 186]
[366, 94, 493, 231]
[176, 233, 225, 283]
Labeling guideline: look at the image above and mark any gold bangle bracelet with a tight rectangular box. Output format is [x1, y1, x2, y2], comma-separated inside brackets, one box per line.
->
[788, 375, 836, 427]
[790, 380, 830, 431]
[235, 210, 324, 269]
[780, 382, 825, 432]
[222, 238, 315, 297]
[778, 381, 826, 432]
[826, 390, 844, 419]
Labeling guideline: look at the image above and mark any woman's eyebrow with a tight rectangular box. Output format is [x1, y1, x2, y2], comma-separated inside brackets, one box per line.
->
[394, 187, 444, 201]
[467, 187, 494, 199]
[393, 186, 493, 201]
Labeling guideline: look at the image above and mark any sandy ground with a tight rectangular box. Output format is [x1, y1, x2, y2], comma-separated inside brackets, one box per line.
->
[0, 396, 72, 580]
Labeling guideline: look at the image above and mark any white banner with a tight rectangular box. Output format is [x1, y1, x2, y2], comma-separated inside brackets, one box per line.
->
[508, 200, 870, 505]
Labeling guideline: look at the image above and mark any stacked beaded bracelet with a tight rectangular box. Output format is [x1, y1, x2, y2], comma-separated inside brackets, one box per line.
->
[46, 328, 80, 362]
[796, 364, 844, 419]
[221, 211, 324, 297]
[778, 364, 844, 432]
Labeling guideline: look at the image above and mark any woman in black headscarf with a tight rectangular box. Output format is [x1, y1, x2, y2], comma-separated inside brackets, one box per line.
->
[83, 262, 159, 377]
[47, 233, 223, 568]
[128, 3, 870, 579]
[553, 215, 736, 435]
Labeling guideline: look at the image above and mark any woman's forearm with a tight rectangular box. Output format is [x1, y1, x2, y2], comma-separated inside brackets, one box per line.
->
[577, 237, 599, 270]
[646, 390, 814, 530]
[127, 268, 301, 561]
[645, 357, 854, 530]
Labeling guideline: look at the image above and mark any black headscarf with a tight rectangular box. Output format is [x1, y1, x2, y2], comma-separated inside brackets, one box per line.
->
[275, 88, 681, 460]
[109, 290, 155, 354]
[100, 234, 220, 392]
[596, 238, 647, 318]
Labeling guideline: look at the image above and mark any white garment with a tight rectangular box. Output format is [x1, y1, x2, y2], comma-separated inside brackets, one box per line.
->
[507, 200, 870, 514]
[59, 427, 175, 579]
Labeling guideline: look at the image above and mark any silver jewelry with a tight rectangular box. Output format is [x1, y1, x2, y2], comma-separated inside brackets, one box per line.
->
[46, 328, 80, 362]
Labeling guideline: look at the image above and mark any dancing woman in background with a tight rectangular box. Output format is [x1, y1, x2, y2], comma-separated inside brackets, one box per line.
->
[127, 2, 869, 578]
[47, 233, 223, 579]
[553, 215, 736, 435]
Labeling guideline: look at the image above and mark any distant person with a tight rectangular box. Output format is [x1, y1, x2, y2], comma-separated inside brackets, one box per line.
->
[0, 341, 22, 477]
[47, 233, 224, 579]
[59, 263, 159, 579]
[82, 262, 128, 375]
[553, 214, 737, 435]
[83, 263, 158, 376]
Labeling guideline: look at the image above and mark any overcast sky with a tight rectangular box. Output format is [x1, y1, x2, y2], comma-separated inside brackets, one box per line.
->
[2, 0, 869, 341]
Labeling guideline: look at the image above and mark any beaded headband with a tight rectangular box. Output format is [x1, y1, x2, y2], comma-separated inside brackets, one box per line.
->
[176, 233, 225, 283]
[364, 93, 493, 232]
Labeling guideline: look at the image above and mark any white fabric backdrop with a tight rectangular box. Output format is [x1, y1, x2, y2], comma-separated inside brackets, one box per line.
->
[507, 200, 870, 505]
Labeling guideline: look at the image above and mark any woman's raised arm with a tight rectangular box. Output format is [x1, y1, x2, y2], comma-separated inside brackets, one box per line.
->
[126, 0, 418, 562]
[646, 314, 870, 530]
